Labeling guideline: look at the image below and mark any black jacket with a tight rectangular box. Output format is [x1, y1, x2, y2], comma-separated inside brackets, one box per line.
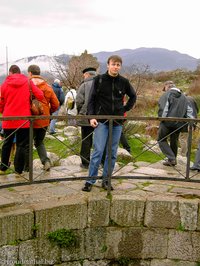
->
[158, 88, 193, 128]
[87, 72, 136, 123]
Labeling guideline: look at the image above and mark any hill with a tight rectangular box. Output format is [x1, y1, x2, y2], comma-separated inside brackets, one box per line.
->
[93, 47, 200, 72]
[0, 47, 199, 83]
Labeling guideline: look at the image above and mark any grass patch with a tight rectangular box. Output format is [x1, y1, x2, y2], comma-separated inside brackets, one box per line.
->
[177, 223, 185, 231]
[101, 244, 108, 253]
[117, 257, 132, 266]
[44, 137, 80, 157]
[47, 228, 78, 248]
[141, 181, 152, 187]
[129, 137, 162, 163]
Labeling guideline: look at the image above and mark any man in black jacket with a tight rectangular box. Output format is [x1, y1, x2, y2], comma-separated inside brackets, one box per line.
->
[82, 55, 137, 192]
[157, 81, 194, 166]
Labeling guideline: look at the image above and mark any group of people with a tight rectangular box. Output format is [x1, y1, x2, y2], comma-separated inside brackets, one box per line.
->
[0, 55, 199, 189]
[0, 64, 60, 176]
[77, 62, 199, 192]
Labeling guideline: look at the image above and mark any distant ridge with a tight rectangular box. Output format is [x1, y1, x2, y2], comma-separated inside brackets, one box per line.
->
[93, 47, 199, 72]
[0, 47, 199, 82]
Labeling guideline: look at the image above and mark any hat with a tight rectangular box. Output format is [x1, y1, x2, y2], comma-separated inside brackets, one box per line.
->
[54, 79, 61, 84]
[82, 67, 96, 74]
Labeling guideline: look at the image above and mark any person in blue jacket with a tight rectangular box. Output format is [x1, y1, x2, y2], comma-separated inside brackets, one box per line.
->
[49, 79, 65, 134]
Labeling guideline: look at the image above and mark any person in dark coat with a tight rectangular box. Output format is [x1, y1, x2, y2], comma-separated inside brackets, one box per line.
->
[157, 81, 194, 166]
[82, 55, 137, 192]
[76, 67, 97, 169]
[49, 79, 65, 134]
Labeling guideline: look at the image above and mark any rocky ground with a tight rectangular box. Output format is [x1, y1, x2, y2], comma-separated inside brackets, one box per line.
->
[0, 118, 200, 207]
[0, 148, 200, 209]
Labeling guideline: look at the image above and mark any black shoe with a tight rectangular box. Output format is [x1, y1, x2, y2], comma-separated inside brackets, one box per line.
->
[80, 163, 89, 169]
[82, 182, 92, 192]
[190, 166, 200, 172]
[49, 131, 57, 135]
[163, 159, 177, 166]
[102, 181, 114, 191]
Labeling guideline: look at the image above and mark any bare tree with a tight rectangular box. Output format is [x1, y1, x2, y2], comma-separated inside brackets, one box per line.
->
[123, 63, 152, 95]
[50, 50, 99, 90]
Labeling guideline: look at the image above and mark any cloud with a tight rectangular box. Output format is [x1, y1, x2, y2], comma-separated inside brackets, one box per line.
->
[0, 0, 111, 28]
[0, 0, 200, 64]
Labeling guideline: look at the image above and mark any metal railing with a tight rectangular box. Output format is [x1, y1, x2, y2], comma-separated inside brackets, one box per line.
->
[0, 115, 199, 191]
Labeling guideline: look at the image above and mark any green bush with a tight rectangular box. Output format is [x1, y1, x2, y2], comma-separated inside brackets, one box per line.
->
[47, 228, 78, 248]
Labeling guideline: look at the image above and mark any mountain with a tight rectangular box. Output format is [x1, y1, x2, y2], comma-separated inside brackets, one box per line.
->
[93, 48, 200, 72]
[0, 47, 199, 83]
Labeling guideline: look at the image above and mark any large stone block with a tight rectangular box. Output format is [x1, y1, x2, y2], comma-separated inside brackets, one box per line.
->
[112, 227, 143, 259]
[196, 201, 200, 231]
[144, 197, 180, 228]
[105, 227, 168, 260]
[0, 245, 18, 266]
[37, 237, 61, 264]
[168, 230, 200, 261]
[18, 239, 38, 266]
[110, 195, 145, 226]
[141, 228, 168, 259]
[151, 259, 197, 266]
[84, 227, 107, 260]
[179, 200, 198, 230]
[105, 227, 123, 259]
[88, 197, 110, 227]
[0, 208, 34, 246]
[61, 229, 85, 262]
[33, 198, 87, 237]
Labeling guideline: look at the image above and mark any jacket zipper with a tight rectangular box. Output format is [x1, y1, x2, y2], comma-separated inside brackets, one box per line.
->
[112, 80, 115, 114]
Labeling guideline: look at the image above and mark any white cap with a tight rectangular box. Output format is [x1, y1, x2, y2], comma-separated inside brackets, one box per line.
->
[54, 79, 60, 84]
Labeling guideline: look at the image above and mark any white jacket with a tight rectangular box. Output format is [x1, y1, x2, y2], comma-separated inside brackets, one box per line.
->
[65, 89, 77, 116]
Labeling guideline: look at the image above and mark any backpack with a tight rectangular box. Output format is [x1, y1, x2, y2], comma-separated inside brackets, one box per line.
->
[67, 90, 75, 110]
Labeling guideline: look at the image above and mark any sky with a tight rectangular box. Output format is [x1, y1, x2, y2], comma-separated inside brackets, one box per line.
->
[0, 0, 200, 64]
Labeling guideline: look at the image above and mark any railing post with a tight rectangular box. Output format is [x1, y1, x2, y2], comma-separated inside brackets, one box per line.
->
[185, 122, 193, 180]
[29, 119, 34, 182]
[107, 119, 113, 195]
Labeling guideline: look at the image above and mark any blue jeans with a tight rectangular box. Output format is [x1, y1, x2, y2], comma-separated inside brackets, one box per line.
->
[87, 122, 122, 184]
[49, 108, 59, 133]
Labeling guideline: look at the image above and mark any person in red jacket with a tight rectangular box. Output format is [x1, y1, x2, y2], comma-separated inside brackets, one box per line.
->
[27, 65, 59, 171]
[0, 65, 44, 176]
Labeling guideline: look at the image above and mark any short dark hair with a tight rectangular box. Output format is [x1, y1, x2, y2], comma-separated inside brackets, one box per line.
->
[107, 55, 122, 64]
[28, 64, 40, 75]
[9, 65, 21, 74]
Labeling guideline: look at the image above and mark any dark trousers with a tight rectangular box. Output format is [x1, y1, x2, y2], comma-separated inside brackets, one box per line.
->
[157, 122, 180, 161]
[24, 127, 49, 171]
[120, 131, 131, 152]
[0, 128, 29, 173]
[80, 126, 94, 166]
[33, 127, 49, 165]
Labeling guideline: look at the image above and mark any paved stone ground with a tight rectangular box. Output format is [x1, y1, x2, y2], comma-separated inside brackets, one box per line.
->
[0, 154, 200, 209]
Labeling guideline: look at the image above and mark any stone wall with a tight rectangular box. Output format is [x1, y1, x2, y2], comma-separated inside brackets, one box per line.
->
[0, 194, 200, 266]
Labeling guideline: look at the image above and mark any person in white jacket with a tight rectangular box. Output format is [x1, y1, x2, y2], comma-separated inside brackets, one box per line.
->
[65, 88, 77, 126]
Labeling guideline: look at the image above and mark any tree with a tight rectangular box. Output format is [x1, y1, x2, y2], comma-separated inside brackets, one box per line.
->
[50, 50, 99, 90]
[123, 63, 152, 96]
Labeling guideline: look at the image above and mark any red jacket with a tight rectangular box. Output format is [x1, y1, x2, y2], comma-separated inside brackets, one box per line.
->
[0, 73, 44, 129]
[30, 76, 59, 128]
